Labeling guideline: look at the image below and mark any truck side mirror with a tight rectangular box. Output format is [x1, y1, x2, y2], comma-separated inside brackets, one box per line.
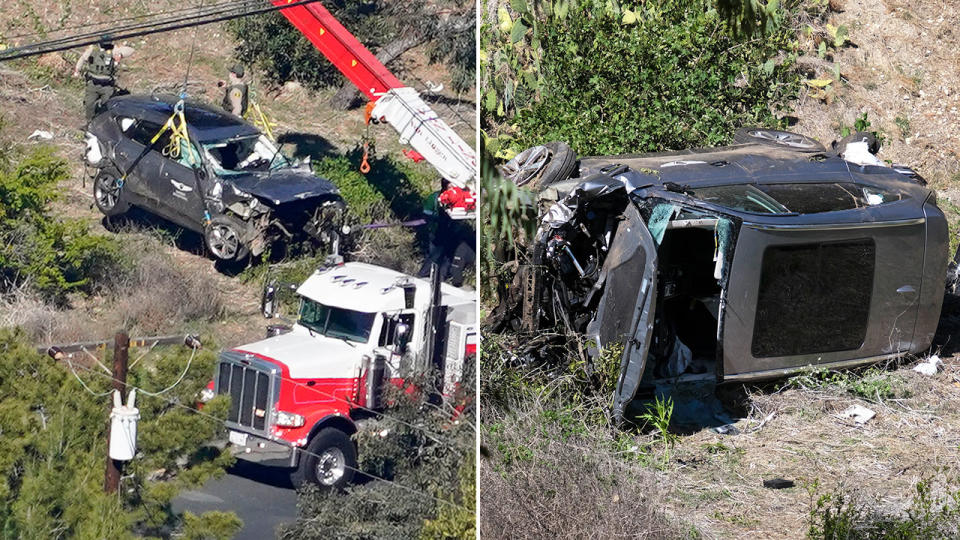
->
[261, 283, 277, 319]
[394, 323, 411, 352]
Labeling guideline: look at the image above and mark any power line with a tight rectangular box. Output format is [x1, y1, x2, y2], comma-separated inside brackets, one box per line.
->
[3, 0, 264, 56]
[0, 0, 323, 62]
[57, 343, 470, 449]
[0, 0, 247, 41]
[59, 354, 470, 512]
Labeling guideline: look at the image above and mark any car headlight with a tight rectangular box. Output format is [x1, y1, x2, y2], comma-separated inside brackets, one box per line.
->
[275, 411, 305, 428]
[198, 387, 215, 403]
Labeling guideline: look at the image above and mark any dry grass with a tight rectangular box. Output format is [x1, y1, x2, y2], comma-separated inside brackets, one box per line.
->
[0, 232, 230, 345]
[656, 356, 960, 538]
[480, 392, 696, 540]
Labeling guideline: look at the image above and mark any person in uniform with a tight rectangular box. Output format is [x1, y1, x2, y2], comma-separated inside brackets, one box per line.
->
[418, 180, 476, 287]
[74, 42, 133, 121]
[220, 64, 249, 117]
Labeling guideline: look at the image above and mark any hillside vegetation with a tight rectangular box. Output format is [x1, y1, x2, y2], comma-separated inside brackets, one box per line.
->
[479, 1, 960, 538]
[0, 1, 476, 538]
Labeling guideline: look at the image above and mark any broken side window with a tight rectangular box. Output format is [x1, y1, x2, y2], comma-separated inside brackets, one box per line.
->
[126, 120, 165, 148]
[752, 239, 875, 357]
[687, 183, 904, 215]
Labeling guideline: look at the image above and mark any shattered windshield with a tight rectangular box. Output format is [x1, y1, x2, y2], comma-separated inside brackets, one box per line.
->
[298, 298, 375, 343]
[202, 135, 289, 175]
[687, 183, 904, 215]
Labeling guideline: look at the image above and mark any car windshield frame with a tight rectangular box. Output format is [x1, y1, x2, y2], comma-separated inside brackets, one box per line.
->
[201, 134, 290, 176]
[685, 182, 905, 215]
[298, 298, 376, 344]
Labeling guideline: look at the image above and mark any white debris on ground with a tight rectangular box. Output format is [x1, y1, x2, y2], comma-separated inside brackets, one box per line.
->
[913, 355, 942, 376]
[27, 129, 53, 140]
[839, 404, 876, 425]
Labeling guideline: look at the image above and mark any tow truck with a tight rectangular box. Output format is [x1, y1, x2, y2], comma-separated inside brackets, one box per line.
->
[195, 4, 478, 487]
[201, 262, 476, 487]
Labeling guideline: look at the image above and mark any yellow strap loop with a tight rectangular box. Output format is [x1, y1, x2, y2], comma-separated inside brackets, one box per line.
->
[244, 100, 276, 142]
[151, 100, 191, 160]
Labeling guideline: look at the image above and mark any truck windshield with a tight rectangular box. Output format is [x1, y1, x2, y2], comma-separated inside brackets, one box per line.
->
[298, 298, 375, 343]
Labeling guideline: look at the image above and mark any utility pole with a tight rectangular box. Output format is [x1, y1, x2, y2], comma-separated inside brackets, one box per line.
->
[104, 330, 129, 494]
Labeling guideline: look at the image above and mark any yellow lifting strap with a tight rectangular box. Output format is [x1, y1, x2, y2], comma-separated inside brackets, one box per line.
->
[151, 99, 192, 160]
[245, 100, 277, 142]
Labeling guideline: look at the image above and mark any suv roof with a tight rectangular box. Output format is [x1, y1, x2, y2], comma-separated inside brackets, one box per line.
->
[104, 94, 260, 142]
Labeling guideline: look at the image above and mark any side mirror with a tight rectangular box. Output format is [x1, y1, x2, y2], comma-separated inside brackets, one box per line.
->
[394, 323, 411, 352]
[261, 283, 277, 319]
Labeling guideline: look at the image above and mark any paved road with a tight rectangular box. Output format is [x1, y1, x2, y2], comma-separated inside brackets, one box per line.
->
[172, 461, 299, 539]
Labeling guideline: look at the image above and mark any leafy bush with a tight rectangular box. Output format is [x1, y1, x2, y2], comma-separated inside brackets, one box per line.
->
[313, 150, 434, 223]
[482, 0, 801, 156]
[0, 329, 239, 538]
[0, 143, 122, 302]
[226, 2, 475, 94]
[279, 369, 476, 539]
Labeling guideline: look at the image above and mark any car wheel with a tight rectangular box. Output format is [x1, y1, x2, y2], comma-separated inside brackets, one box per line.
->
[500, 141, 578, 190]
[733, 128, 826, 153]
[291, 428, 357, 489]
[93, 165, 131, 217]
[204, 215, 251, 263]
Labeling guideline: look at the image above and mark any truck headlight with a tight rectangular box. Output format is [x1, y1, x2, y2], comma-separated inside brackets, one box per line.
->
[198, 387, 215, 403]
[276, 411, 305, 428]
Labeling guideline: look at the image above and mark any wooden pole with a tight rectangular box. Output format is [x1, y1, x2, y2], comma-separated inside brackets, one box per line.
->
[104, 330, 129, 494]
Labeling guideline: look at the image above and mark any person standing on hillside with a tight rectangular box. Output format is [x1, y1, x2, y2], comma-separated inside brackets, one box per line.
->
[74, 41, 133, 122]
[219, 64, 249, 117]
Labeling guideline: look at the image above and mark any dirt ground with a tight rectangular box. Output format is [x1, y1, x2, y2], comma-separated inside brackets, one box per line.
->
[0, 1, 475, 348]
[791, 0, 960, 198]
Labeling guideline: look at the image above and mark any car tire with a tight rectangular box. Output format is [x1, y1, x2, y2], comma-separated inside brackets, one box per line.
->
[733, 128, 826, 153]
[291, 428, 357, 489]
[204, 215, 251, 263]
[93, 165, 131, 217]
[500, 141, 578, 191]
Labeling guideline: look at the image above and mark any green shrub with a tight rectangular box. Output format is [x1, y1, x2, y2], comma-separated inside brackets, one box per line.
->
[0, 329, 238, 538]
[313, 150, 434, 223]
[0, 143, 123, 302]
[483, 0, 800, 156]
[279, 370, 476, 539]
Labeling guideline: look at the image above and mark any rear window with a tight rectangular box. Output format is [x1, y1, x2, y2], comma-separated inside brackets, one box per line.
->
[752, 239, 875, 357]
[688, 183, 903, 214]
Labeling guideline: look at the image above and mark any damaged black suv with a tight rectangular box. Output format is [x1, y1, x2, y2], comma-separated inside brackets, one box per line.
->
[499, 129, 950, 421]
[84, 94, 345, 264]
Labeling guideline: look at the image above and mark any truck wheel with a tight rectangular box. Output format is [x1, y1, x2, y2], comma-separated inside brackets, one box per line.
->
[292, 428, 357, 489]
[204, 215, 251, 263]
[733, 128, 826, 153]
[93, 165, 130, 217]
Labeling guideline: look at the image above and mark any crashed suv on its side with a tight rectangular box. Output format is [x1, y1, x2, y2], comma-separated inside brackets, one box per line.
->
[500, 129, 950, 421]
[84, 94, 346, 264]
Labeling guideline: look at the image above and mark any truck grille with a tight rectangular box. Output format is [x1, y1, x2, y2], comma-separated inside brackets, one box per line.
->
[215, 351, 280, 438]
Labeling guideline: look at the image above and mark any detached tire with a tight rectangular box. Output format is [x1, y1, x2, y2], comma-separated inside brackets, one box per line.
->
[291, 428, 357, 489]
[500, 141, 578, 191]
[204, 215, 251, 264]
[93, 165, 130, 217]
[734, 128, 826, 153]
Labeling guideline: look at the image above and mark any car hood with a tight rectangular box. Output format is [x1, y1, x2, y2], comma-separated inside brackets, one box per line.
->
[224, 168, 340, 206]
[235, 329, 363, 379]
